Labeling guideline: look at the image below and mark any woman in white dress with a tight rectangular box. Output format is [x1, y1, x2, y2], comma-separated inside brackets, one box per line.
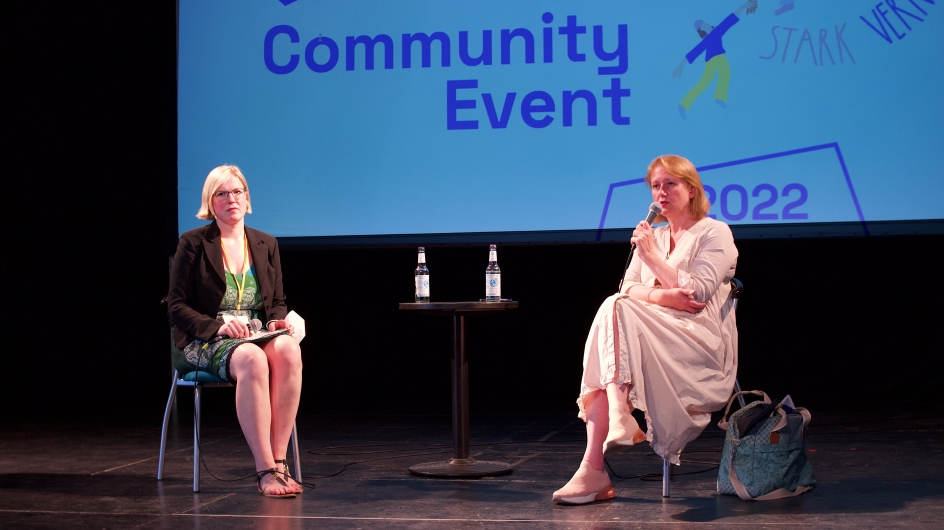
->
[552, 155, 739, 504]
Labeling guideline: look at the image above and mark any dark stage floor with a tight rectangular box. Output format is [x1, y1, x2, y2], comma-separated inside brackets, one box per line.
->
[2, 398, 942, 529]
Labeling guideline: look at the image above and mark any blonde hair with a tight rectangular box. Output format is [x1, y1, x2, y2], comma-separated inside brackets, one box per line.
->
[196, 164, 252, 220]
[644, 155, 710, 223]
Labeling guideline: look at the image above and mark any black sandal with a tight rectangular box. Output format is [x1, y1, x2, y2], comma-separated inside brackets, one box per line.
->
[255, 468, 297, 498]
[274, 459, 303, 494]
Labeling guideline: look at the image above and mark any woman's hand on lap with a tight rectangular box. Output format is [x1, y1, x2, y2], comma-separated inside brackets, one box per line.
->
[267, 319, 295, 335]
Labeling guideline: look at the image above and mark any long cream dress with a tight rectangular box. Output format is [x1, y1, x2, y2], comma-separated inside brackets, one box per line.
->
[578, 217, 739, 465]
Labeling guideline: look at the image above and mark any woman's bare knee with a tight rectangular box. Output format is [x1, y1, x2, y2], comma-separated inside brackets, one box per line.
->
[265, 336, 302, 371]
[229, 344, 269, 381]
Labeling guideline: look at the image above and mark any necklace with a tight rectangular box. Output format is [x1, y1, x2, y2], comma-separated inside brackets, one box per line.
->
[220, 234, 250, 311]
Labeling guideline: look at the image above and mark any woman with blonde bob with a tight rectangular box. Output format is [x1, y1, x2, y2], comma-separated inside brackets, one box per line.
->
[553, 155, 739, 504]
[168, 165, 304, 498]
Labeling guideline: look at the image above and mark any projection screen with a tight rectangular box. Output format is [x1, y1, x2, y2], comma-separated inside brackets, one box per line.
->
[178, 1, 943, 242]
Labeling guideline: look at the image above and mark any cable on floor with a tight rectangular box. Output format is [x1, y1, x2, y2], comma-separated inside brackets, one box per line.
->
[193, 435, 317, 492]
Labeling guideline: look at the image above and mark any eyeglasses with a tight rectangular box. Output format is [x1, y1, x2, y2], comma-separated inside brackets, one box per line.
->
[213, 188, 246, 201]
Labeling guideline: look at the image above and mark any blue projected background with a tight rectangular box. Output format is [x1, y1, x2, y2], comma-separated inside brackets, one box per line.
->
[178, 1, 943, 238]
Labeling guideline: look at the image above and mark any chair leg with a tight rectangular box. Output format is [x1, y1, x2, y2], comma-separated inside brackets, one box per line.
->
[734, 379, 746, 408]
[193, 383, 202, 493]
[290, 421, 302, 483]
[662, 458, 671, 497]
[157, 375, 179, 480]
[171, 366, 178, 407]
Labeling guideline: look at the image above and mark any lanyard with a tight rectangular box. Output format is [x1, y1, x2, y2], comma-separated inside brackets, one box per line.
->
[221, 234, 250, 311]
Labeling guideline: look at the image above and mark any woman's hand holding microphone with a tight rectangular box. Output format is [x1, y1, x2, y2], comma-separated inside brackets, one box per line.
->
[216, 318, 294, 338]
[217, 318, 252, 338]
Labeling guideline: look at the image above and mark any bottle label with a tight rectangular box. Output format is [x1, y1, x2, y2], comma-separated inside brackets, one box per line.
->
[415, 274, 430, 298]
[489, 250, 497, 261]
[486, 272, 500, 298]
[417, 253, 426, 264]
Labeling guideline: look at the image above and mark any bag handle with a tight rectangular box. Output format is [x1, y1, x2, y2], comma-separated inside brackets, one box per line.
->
[797, 407, 811, 426]
[770, 407, 789, 433]
[718, 390, 770, 430]
[770, 405, 813, 433]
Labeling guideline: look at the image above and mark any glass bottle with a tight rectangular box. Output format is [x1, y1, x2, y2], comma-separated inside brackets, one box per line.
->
[415, 247, 430, 302]
[485, 244, 501, 302]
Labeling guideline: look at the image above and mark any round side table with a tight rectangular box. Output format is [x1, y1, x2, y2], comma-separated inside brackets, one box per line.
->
[399, 300, 518, 477]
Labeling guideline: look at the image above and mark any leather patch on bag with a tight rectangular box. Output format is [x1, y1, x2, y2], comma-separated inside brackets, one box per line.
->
[770, 431, 780, 444]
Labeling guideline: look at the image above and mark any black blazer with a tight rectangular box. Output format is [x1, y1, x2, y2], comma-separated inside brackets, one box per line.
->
[167, 222, 288, 349]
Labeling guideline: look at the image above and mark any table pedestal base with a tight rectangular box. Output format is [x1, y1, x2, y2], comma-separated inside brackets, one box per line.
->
[409, 458, 513, 478]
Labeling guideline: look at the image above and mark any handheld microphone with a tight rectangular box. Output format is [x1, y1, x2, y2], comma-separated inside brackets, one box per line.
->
[630, 202, 663, 251]
[619, 202, 663, 292]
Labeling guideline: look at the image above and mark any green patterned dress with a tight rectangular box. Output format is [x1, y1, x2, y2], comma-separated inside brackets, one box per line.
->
[172, 264, 287, 381]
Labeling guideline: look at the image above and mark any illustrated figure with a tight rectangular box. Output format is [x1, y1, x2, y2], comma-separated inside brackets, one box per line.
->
[775, 0, 796, 16]
[673, 0, 758, 119]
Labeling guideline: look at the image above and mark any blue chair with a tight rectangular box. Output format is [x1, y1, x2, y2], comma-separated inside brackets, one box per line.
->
[662, 278, 745, 497]
[156, 327, 302, 492]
